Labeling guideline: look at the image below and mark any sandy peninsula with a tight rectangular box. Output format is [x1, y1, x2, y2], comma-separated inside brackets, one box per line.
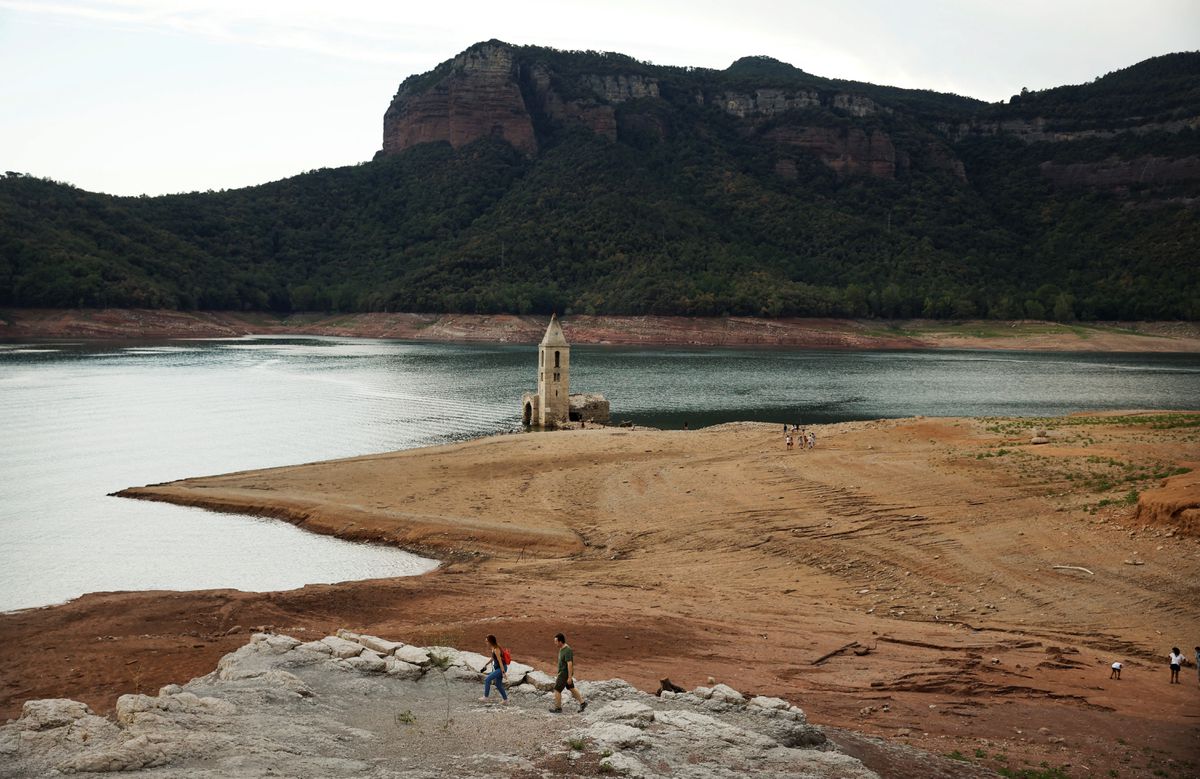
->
[3, 411, 1197, 778]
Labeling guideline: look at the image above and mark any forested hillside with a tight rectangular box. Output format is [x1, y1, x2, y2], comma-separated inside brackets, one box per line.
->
[2, 44, 1197, 319]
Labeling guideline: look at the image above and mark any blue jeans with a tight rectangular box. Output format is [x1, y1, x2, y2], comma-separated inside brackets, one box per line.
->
[484, 667, 507, 700]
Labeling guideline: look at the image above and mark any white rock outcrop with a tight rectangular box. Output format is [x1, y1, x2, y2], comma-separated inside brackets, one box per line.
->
[0, 632, 878, 779]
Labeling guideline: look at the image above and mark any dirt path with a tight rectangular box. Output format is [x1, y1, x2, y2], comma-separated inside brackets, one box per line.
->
[3, 414, 1199, 777]
[3, 308, 1199, 352]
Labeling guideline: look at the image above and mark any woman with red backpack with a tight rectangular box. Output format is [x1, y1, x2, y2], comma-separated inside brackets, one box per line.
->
[479, 634, 510, 704]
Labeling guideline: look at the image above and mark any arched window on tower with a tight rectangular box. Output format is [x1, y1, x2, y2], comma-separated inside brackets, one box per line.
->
[555, 351, 560, 368]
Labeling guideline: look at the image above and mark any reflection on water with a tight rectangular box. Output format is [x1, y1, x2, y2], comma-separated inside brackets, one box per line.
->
[1, 336, 1197, 611]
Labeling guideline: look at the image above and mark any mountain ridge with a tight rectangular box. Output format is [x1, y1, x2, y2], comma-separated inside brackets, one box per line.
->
[1, 42, 1197, 319]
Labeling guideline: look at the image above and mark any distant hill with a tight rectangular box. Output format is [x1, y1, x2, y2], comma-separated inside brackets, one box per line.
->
[2, 42, 1198, 319]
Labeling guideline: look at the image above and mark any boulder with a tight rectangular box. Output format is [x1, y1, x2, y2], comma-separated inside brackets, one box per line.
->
[442, 666, 481, 682]
[393, 645, 431, 665]
[748, 695, 790, 711]
[263, 634, 301, 654]
[385, 658, 424, 680]
[576, 679, 639, 701]
[299, 640, 333, 655]
[354, 634, 403, 656]
[708, 683, 745, 704]
[321, 636, 365, 659]
[526, 670, 557, 691]
[426, 647, 491, 672]
[343, 650, 387, 673]
[19, 699, 93, 730]
[504, 660, 534, 685]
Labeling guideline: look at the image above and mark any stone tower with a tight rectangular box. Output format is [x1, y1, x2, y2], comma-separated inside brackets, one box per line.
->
[536, 313, 570, 427]
[520, 315, 609, 427]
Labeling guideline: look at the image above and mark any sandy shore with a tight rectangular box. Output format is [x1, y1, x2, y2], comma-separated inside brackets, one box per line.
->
[3, 412, 1198, 777]
[3, 308, 1199, 352]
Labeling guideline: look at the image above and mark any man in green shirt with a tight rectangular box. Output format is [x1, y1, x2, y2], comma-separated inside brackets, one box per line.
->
[550, 632, 588, 713]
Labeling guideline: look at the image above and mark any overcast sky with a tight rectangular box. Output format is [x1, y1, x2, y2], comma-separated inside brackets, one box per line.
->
[2, 0, 1196, 196]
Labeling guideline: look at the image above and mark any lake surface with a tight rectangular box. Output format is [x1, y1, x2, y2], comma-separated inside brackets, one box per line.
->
[2, 337, 1197, 611]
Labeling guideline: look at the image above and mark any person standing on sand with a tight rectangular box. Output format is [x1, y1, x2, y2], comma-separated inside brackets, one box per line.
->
[1110, 661, 1122, 680]
[550, 633, 587, 713]
[1169, 647, 1183, 683]
[478, 634, 509, 704]
[786, 433, 793, 450]
[808, 430, 816, 449]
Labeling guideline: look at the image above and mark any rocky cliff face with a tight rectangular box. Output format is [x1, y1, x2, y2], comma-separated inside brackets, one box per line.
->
[716, 88, 821, 118]
[581, 73, 660, 102]
[939, 115, 1200, 144]
[381, 43, 538, 157]
[378, 41, 1192, 191]
[765, 126, 897, 178]
[705, 89, 885, 120]
[378, 41, 913, 177]
[1040, 155, 1200, 189]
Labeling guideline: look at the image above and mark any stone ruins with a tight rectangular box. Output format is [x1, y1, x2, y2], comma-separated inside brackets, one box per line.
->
[521, 314, 609, 428]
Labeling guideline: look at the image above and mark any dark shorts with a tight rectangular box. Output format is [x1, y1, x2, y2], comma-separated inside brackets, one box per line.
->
[555, 672, 574, 692]
[1170, 664, 1180, 671]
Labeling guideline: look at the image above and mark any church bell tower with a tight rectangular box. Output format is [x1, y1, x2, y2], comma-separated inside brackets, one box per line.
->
[537, 314, 570, 426]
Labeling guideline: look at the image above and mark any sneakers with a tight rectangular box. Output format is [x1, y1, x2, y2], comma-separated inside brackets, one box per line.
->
[548, 706, 563, 713]
[579, 701, 588, 713]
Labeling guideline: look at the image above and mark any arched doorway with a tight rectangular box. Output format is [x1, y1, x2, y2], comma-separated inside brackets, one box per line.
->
[523, 402, 533, 425]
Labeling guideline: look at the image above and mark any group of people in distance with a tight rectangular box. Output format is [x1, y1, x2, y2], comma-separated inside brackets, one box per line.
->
[478, 632, 587, 713]
[784, 423, 815, 451]
[1108, 646, 1198, 684]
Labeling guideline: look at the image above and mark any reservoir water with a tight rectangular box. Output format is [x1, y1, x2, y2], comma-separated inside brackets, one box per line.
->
[1, 336, 1197, 611]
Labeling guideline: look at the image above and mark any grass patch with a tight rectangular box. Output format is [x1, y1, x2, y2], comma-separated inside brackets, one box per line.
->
[997, 766, 1071, 779]
[985, 413, 1200, 435]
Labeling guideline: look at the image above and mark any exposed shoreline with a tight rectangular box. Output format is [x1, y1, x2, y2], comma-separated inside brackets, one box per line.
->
[3, 413, 1198, 778]
[3, 308, 1199, 352]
